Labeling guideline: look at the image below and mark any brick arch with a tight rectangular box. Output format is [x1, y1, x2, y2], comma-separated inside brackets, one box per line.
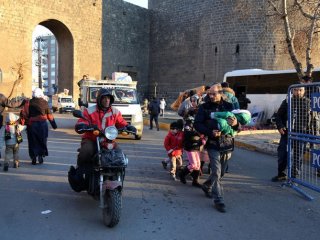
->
[39, 19, 74, 95]
[0, 1, 103, 99]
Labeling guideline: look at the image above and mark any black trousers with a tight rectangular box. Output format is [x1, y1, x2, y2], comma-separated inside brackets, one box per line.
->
[149, 114, 159, 129]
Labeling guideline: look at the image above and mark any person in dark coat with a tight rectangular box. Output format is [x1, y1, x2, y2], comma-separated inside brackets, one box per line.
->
[148, 97, 160, 131]
[271, 86, 310, 181]
[194, 83, 239, 213]
[26, 88, 57, 165]
[238, 92, 251, 110]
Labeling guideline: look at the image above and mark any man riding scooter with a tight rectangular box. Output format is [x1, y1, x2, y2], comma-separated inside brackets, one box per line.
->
[68, 88, 136, 192]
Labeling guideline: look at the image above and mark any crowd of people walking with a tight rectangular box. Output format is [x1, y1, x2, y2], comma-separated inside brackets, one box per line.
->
[161, 83, 247, 213]
[159, 79, 320, 213]
[1, 77, 319, 214]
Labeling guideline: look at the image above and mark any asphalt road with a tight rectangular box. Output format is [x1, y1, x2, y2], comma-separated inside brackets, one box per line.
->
[0, 114, 319, 240]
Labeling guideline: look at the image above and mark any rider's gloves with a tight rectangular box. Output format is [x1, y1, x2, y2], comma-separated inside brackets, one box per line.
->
[91, 124, 99, 131]
[75, 123, 90, 134]
[126, 125, 137, 134]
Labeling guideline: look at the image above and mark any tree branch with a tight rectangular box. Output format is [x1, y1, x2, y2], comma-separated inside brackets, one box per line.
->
[282, 0, 304, 79]
[305, 3, 320, 77]
[268, 0, 283, 15]
[294, 0, 314, 19]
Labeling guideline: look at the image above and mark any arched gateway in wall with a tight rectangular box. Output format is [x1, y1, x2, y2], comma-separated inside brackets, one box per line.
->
[0, 0, 102, 99]
[39, 19, 74, 95]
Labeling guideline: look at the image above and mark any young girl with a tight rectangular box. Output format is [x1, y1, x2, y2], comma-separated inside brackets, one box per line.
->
[1, 113, 26, 171]
[163, 121, 184, 181]
[179, 110, 205, 187]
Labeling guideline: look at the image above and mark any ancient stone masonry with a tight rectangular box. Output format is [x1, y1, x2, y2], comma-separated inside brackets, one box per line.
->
[148, 0, 320, 103]
[0, 0, 149, 101]
[0, 0, 103, 99]
[102, 0, 150, 98]
[1, 0, 320, 105]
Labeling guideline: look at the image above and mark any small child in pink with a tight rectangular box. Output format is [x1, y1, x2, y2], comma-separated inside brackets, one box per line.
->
[179, 115, 205, 187]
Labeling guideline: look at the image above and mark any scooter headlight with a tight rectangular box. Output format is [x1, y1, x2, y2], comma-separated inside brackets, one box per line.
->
[104, 126, 118, 140]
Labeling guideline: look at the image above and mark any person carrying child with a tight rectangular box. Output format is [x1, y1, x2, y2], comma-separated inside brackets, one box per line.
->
[1, 113, 26, 171]
[163, 121, 184, 181]
[179, 112, 205, 187]
[210, 109, 251, 136]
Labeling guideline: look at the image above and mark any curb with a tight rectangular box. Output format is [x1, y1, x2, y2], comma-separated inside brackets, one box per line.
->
[235, 141, 277, 156]
[143, 118, 171, 130]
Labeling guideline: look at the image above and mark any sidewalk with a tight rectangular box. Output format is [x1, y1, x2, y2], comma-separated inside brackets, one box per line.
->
[143, 110, 279, 156]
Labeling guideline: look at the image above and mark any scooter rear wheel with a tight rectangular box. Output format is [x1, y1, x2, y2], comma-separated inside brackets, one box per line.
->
[102, 189, 122, 228]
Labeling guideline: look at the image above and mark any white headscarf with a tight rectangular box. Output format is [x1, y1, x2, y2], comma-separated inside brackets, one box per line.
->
[33, 88, 44, 98]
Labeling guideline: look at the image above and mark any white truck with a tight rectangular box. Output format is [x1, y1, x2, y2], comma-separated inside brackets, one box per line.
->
[77, 76, 143, 140]
[52, 93, 76, 113]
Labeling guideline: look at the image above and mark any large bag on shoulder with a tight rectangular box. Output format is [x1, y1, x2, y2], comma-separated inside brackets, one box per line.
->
[218, 135, 234, 152]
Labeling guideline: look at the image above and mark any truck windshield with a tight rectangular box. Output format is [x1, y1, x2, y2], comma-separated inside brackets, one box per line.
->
[89, 87, 139, 104]
[61, 98, 72, 103]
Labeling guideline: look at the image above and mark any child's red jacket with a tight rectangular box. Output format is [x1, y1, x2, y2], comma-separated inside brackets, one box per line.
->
[164, 131, 184, 157]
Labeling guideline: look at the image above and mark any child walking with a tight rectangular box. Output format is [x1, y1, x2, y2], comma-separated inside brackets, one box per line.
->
[163, 121, 184, 181]
[179, 115, 205, 187]
[1, 113, 26, 171]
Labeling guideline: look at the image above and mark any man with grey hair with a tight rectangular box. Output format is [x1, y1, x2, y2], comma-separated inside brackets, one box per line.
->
[194, 83, 239, 213]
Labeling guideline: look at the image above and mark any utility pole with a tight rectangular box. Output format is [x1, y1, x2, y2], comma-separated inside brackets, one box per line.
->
[154, 82, 158, 97]
[34, 36, 43, 89]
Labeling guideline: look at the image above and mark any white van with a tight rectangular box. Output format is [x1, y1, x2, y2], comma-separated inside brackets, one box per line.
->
[78, 78, 143, 140]
[52, 93, 75, 113]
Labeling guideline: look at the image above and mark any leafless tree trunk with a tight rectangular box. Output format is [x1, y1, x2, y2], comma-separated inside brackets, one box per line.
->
[268, 0, 320, 82]
[0, 61, 28, 114]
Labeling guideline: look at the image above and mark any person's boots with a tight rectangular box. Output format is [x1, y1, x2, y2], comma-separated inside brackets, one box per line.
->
[191, 170, 201, 188]
[3, 164, 9, 172]
[179, 166, 190, 184]
[13, 160, 19, 168]
[38, 155, 44, 164]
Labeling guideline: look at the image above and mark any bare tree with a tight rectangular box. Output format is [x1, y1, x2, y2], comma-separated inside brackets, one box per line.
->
[0, 60, 28, 114]
[9, 60, 27, 98]
[267, 0, 320, 82]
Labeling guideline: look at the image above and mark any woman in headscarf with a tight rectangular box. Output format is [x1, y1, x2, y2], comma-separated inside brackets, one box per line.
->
[26, 88, 57, 165]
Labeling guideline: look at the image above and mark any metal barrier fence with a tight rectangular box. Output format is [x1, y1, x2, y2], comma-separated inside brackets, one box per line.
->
[286, 83, 320, 200]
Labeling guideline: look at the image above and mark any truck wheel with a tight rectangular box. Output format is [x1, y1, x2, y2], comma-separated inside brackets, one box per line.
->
[59, 108, 63, 114]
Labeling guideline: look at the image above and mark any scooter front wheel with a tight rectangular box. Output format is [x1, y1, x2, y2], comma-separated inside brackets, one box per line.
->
[102, 189, 122, 228]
